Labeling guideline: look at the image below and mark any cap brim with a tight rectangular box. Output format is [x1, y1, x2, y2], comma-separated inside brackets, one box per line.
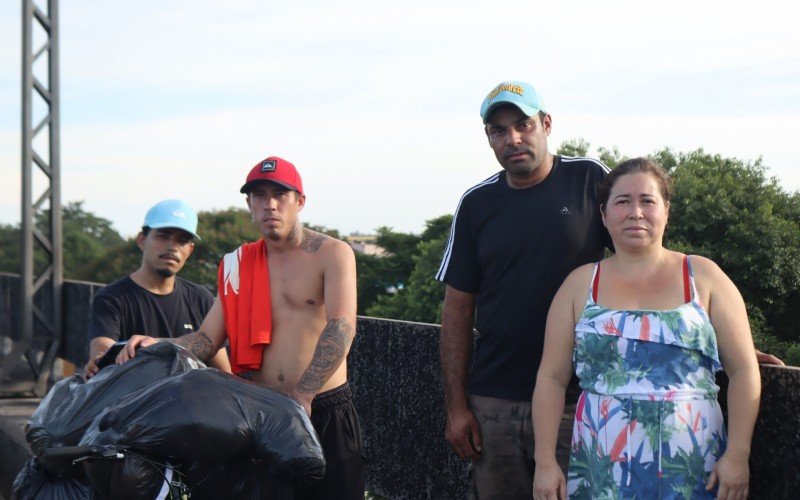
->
[240, 179, 300, 194]
[482, 101, 542, 122]
[146, 223, 201, 241]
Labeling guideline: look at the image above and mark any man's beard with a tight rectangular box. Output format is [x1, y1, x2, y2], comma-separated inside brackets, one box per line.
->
[502, 150, 538, 177]
[156, 268, 176, 278]
[505, 161, 538, 177]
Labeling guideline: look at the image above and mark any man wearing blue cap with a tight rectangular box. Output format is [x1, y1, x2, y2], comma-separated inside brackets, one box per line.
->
[436, 81, 611, 498]
[84, 199, 230, 378]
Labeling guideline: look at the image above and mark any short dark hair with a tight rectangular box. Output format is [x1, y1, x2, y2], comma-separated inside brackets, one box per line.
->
[141, 226, 151, 236]
[597, 157, 674, 210]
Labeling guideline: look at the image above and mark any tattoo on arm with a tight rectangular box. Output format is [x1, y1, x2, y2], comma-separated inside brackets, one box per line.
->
[168, 331, 213, 362]
[300, 228, 326, 254]
[296, 318, 353, 395]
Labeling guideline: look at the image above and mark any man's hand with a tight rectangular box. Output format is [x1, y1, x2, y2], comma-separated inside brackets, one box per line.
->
[533, 461, 567, 500]
[440, 286, 479, 460]
[83, 351, 105, 380]
[755, 349, 784, 366]
[117, 335, 160, 363]
[86, 336, 116, 380]
[445, 405, 482, 460]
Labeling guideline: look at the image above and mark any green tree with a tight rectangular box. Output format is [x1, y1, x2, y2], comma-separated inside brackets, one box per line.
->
[355, 252, 388, 315]
[352, 227, 419, 315]
[58, 202, 124, 280]
[557, 138, 626, 167]
[597, 145, 627, 168]
[0, 223, 21, 274]
[365, 215, 452, 323]
[558, 138, 591, 157]
[0, 201, 125, 281]
[420, 214, 453, 242]
[375, 226, 422, 277]
[662, 148, 800, 346]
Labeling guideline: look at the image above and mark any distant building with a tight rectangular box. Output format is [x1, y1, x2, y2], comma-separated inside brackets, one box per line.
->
[346, 235, 387, 257]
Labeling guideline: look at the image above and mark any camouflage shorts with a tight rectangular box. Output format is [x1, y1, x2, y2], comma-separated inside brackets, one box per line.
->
[466, 394, 574, 500]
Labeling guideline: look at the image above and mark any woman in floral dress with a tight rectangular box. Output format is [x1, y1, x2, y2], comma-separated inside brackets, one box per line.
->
[531, 158, 760, 500]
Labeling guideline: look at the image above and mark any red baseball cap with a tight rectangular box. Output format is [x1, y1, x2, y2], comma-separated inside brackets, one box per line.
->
[240, 156, 304, 195]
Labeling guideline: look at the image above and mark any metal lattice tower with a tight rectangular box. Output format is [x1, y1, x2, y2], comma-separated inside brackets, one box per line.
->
[0, 0, 62, 396]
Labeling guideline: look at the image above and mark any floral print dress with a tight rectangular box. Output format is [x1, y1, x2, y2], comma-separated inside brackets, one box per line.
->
[569, 257, 726, 499]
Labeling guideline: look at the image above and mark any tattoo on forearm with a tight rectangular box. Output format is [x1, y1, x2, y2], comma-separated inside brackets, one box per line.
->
[170, 331, 213, 362]
[296, 318, 353, 394]
[300, 228, 326, 254]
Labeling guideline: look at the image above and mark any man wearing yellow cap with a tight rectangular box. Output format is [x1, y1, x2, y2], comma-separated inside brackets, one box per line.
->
[436, 81, 612, 498]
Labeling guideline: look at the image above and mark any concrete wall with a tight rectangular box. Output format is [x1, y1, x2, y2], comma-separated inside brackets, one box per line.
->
[1, 277, 798, 498]
[738, 366, 800, 499]
[350, 317, 469, 498]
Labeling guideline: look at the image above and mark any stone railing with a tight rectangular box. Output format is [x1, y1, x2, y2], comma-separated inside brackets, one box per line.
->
[1, 274, 798, 499]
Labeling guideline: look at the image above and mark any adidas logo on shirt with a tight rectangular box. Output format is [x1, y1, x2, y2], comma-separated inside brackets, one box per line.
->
[560, 206, 571, 216]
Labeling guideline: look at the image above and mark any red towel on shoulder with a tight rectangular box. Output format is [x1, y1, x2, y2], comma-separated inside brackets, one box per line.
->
[218, 240, 272, 373]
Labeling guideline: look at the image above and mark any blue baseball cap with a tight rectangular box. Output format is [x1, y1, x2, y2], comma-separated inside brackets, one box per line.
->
[142, 199, 200, 240]
[480, 81, 547, 123]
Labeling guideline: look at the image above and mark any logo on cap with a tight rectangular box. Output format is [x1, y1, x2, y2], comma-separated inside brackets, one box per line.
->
[487, 83, 525, 101]
[171, 210, 187, 220]
[261, 160, 277, 172]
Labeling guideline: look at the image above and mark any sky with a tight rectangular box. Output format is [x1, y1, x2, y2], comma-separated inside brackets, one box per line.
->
[1, 0, 799, 238]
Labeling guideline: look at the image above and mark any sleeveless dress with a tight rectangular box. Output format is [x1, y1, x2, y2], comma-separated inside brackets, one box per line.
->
[569, 256, 726, 499]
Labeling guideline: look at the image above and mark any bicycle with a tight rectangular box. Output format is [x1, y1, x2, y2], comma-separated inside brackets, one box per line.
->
[37, 444, 191, 500]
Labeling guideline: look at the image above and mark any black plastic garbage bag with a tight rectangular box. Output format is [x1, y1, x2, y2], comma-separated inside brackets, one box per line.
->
[11, 458, 92, 500]
[80, 369, 325, 488]
[26, 342, 203, 456]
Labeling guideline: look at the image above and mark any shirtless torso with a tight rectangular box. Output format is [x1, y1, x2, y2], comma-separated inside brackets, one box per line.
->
[249, 228, 352, 396]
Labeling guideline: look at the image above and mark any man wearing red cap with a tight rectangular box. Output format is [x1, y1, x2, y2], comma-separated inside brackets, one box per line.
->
[121, 157, 363, 499]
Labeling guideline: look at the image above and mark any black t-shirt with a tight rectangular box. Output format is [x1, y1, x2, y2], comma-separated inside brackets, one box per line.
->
[89, 276, 214, 342]
[436, 156, 612, 401]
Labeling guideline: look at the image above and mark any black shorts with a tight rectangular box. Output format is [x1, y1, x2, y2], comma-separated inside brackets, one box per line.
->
[264, 383, 365, 500]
